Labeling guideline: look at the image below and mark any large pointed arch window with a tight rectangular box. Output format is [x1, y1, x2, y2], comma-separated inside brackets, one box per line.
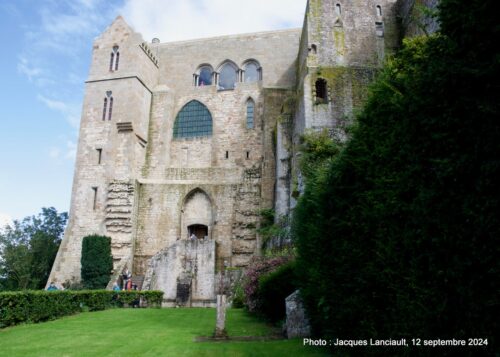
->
[173, 100, 212, 139]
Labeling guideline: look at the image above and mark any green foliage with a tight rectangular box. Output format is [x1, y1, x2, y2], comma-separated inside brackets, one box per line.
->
[80, 235, 113, 289]
[294, 0, 499, 352]
[0, 290, 164, 328]
[258, 261, 297, 322]
[231, 280, 245, 309]
[299, 129, 342, 181]
[257, 209, 291, 251]
[242, 256, 290, 313]
[0, 208, 68, 291]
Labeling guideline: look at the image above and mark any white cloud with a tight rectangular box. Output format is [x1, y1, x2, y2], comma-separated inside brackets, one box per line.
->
[0, 213, 13, 229]
[120, 0, 306, 42]
[17, 56, 43, 81]
[37, 95, 81, 128]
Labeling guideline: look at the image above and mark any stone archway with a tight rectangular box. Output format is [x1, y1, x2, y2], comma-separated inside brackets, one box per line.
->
[181, 189, 213, 240]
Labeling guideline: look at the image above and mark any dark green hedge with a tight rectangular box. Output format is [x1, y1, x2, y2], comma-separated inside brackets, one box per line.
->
[258, 261, 297, 322]
[81, 235, 113, 289]
[293, 0, 499, 353]
[0, 290, 163, 328]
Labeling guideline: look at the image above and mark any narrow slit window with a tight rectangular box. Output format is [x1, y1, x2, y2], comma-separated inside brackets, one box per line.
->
[246, 99, 255, 129]
[246, 151, 250, 159]
[102, 98, 108, 121]
[115, 52, 120, 70]
[335, 3, 342, 15]
[92, 187, 98, 210]
[225, 151, 229, 159]
[376, 5, 382, 17]
[109, 53, 114, 71]
[315, 78, 328, 104]
[108, 97, 113, 120]
[97, 149, 102, 164]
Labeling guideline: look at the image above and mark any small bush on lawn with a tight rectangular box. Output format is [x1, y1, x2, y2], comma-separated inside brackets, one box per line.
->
[0, 290, 163, 328]
[258, 261, 297, 322]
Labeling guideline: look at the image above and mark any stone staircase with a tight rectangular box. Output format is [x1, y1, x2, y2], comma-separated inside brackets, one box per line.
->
[130, 275, 145, 290]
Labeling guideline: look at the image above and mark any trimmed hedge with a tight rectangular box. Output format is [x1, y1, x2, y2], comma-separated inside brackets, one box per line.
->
[258, 261, 297, 322]
[81, 235, 113, 289]
[0, 290, 163, 328]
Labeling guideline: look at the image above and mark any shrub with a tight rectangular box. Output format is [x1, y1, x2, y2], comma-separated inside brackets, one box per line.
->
[294, 0, 499, 349]
[241, 256, 290, 313]
[81, 235, 113, 289]
[258, 261, 297, 322]
[0, 290, 164, 328]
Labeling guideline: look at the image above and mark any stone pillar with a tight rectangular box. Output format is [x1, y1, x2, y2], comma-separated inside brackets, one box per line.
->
[215, 294, 227, 338]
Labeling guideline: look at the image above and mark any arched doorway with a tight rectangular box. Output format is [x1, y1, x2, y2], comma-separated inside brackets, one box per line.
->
[181, 188, 213, 240]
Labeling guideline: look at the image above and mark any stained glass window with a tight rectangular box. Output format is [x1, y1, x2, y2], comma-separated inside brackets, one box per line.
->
[173, 100, 212, 138]
[246, 99, 255, 129]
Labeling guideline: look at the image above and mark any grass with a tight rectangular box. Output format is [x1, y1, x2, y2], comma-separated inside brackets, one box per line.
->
[0, 308, 328, 357]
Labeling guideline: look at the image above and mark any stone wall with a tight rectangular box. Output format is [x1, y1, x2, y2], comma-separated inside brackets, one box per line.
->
[399, 0, 439, 37]
[49, 1, 411, 291]
[143, 239, 215, 307]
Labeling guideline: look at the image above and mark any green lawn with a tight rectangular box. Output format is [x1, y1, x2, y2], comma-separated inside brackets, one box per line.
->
[0, 308, 327, 357]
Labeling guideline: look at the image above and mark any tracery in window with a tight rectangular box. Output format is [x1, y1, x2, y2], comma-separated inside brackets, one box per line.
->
[173, 100, 212, 139]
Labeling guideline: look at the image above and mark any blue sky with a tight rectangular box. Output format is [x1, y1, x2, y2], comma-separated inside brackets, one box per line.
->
[0, 0, 305, 225]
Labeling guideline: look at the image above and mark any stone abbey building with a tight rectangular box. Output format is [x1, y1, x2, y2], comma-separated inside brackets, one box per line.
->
[49, 0, 407, 306]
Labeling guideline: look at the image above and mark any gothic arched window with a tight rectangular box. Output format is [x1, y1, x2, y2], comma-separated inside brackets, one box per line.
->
[110, 46, 119, 71]
[173, 100, 212, 138]
[195, 65, 213, 86]
[218, 62, 238, 90]
[246, 99, 255, 129]
[243, 61, 261, 82]
[102, 97, 108, 121]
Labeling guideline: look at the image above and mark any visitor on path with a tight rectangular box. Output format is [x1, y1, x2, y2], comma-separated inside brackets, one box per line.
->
[122, 269, 131, 290]
[112, 281, 121, 291]
[190, 233, 197, 240]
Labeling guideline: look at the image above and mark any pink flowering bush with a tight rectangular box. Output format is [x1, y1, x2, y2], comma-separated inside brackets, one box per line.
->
[242, 256, 290, 312]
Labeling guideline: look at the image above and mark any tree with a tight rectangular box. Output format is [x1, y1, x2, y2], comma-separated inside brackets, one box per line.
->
[0, 207, 68, 290]
[81, 235, 113, 289]
[294, 0, 499, 350]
